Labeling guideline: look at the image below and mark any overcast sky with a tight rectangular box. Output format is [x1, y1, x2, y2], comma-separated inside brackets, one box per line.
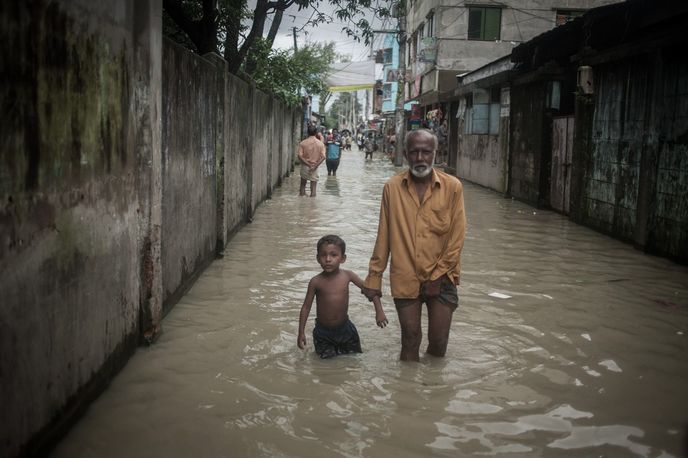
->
[262, 3, 389, 62]
[245, 2, 390, 116]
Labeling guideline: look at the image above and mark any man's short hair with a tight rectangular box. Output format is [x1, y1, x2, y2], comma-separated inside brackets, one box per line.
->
[405, 128, 438, 150]
[307, 124, 317, 136]
[317, 234, 346, 255]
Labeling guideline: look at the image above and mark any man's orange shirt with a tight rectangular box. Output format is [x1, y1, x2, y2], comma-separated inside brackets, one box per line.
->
[365, 169, 466, 299]
[298, 136, 326, 164]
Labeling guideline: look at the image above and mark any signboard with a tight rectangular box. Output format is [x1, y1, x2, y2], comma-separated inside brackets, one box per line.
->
[385, 68, 399, 83]
[418, 37, 437, 64]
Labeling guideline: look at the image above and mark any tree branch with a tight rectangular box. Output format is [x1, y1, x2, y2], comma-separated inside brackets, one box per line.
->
[163, 0, 202, 48]
[232, 0, 270, 72]
[265, 9, 284, 48]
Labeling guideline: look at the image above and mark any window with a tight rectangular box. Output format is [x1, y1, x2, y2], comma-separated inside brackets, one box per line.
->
[468, 7, 501, 41]
[383, 84, 392, 100]
[426, 12, 435, 37]
[545, 81, 561, 110]
[464, 88, 501, 135]
[556, 9, 584, 26]
[416, 24, 424, 55]
[383, 48, 393, 64]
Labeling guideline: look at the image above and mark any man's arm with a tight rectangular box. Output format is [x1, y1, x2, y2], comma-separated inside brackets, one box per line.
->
[314, 144, 326, 168]
[297, 143, 307, 165]
[363, 184, 391, 298]
[297, 279, 317, 349]
[348, 270, 388, 328]
[432, 182, 466, 281]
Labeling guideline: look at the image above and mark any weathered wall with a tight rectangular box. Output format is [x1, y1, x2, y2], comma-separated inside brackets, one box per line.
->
[455, 88, 510, 193]
[161, 40, 218, 311]
[0, 1, 156, 455]
[223, 72, 252, 237]
[252, 91, 271, 210]
[406, 0, 619, 74]
[457, 134, 502, 190]
[0, 2, 300, 455]
[578, 58, 644, 241]
[509, 81, 550, 206]
[574, 51, 688, 262]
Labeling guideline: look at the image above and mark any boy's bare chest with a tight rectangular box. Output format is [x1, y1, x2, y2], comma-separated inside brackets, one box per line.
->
[315, 275, 350, 296]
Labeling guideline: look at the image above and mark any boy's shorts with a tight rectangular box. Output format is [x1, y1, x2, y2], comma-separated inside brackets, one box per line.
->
[393, 276, 459, 311]
[313, 318, 362, 359]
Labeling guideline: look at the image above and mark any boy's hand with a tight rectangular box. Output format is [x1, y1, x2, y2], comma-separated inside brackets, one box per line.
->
[297, 333, 307, 349]
[376, 311, 388, 328]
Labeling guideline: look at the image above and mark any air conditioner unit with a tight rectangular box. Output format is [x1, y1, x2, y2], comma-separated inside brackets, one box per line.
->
[577, 66, 593, 94]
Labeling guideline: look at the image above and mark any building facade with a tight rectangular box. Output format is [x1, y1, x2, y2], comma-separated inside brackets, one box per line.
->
[404, 0, 621, 125]
[449, 0, 688, 263]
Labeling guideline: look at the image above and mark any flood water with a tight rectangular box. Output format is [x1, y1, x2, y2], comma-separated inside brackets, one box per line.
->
[55, 146, 688, 457]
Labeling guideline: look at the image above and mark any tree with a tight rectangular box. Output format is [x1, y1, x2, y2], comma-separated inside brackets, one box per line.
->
[325, 92, 362, 130]
[250, 41, 337, 105]
[163, 0, 392, 74]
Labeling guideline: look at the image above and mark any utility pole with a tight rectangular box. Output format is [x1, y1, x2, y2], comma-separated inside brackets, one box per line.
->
[351, 91, 356, 129]
[365, 37, 375, 124]
[394, 1, 407, 166]
[294, 27, 308, 139]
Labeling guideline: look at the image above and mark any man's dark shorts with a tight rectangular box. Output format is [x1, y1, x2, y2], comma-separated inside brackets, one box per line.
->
[313, 318, 362, 359]
[393, 276, 459, 311]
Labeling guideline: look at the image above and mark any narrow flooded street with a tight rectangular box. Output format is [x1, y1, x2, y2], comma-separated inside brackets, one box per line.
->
[55, 147, 688, 457]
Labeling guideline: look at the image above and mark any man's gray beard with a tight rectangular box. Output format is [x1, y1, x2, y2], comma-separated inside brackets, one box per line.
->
[410, 163, 433, 178]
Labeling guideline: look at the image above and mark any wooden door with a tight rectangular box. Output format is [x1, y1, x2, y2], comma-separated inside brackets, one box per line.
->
[550, 116, 574, 214]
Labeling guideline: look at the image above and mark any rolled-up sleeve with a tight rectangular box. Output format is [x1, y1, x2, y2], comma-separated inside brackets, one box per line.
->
[365, 184, 391, 291]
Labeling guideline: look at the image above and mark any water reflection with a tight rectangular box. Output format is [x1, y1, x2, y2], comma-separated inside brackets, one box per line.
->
[323, 176, 341, 197]
[54, 147, 688, 457]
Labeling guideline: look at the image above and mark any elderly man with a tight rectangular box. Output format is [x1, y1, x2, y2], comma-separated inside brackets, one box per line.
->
[363, 129, 466, 361]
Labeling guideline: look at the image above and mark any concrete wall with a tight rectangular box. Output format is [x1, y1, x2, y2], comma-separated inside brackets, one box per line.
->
[222, 71, 252, 239]
[161, 40, 218, 311]
[455, 87, 510, 193]
[0, 1, 157, 455]
[252, 91, 270, 210]
[0, 2, 301, 455]
[456, 130, 508, 192]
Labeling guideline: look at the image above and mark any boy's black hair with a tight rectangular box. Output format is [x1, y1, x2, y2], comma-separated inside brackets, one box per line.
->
[317, 234, 346, 255]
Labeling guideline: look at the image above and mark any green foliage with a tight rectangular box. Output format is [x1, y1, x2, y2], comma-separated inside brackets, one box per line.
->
[163, 0, 396, 103]
[325, 92, 362, 130]
[164, 0, 394, 69]
[249, 41, 336, 106]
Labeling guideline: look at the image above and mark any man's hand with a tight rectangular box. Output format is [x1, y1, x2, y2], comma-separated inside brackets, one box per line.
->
[297, 333, 307, 349]
[421, 277, 443, 299]
[361, 287, 382, 301]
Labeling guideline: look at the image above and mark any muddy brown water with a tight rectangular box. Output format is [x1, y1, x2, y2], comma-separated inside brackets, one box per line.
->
[54, 147, 688, 457]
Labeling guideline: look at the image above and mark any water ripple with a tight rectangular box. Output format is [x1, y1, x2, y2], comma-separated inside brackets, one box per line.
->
[54, 148, 688, 458]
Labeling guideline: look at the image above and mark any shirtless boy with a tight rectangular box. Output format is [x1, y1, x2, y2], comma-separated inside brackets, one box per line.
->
[298, 235, 388, 358]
